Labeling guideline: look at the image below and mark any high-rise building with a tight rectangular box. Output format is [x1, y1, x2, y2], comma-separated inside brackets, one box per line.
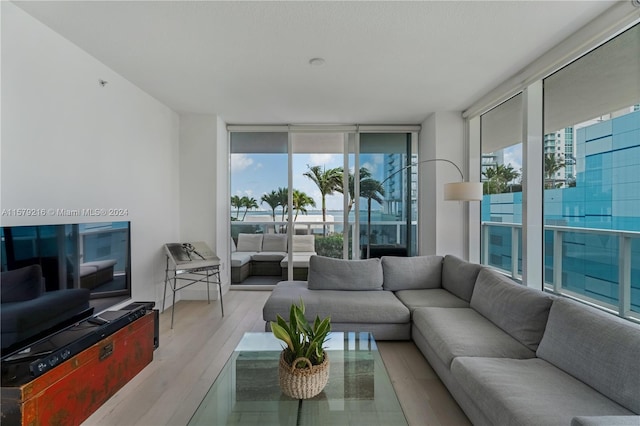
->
[383, 153, 418, 219]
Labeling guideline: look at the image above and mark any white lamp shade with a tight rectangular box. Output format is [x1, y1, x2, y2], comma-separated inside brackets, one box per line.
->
[444, 182, 483, 201]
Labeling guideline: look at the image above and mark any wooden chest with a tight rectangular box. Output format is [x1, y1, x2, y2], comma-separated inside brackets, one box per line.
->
[1, 311, 155, 426]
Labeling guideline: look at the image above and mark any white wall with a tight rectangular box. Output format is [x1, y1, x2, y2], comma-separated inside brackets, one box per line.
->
[177, 114, 225, 300]
[419, 111, 467, 258]
[1, 2, 181, 305]
[178, 114, 217, 246]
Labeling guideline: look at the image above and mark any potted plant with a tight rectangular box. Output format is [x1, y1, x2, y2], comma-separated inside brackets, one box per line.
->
[270, 299, 331, 399]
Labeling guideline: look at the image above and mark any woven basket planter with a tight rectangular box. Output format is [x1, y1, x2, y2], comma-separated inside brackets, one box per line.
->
[278, 352, 329, 399]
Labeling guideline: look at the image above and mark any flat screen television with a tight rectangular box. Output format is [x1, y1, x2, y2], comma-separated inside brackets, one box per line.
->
[1, 221, 131, 305]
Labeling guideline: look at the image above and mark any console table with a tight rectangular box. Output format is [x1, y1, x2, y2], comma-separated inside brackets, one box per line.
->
[163, 242, 224, 328]
[0, 310, 156, 426]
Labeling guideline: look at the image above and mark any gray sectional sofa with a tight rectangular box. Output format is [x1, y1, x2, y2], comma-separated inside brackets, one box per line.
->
[263, 254, 640, 426]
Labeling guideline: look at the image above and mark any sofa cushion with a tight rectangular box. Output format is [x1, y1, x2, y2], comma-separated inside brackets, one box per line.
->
[80, 264, 98, 278]
[412, 307, 535, 368]
[470, 268, 554, 351]
[280, 253, 315, 268]
[251, 252, 286, 262]
[262, 234, 287, 252]
[231, 238, 237, 253]
[1, 265, 44, 303]
[441, 255, 482, 302]
[230, 252, 254, 267]
[236, 233, 263, 252]
[537, 298, 640, 414]
[307, 256, 383, 291]
[292, 235, 315, 252]
[571, 416, 640, 426]
[263, 281, 409, 324]
[82, 259, 117, 270]
[395, 289, 469, 312]
[381, 255, 443, 291]
[451, 357, 634, 426]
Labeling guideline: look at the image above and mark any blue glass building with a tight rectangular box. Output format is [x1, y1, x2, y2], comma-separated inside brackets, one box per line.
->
[483, 109, 640, 313]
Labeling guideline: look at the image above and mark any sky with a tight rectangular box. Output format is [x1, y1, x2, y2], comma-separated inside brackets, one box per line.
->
[231, 153, 386, 213]
[503, 144, 523, 176]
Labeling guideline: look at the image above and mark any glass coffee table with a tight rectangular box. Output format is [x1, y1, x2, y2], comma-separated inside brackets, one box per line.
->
[189, 332, 407, 425]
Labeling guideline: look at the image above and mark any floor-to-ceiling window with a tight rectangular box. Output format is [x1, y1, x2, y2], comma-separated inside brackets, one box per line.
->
[360, 133, 417, 258]
[230, 132, 288, 236]
[229, 127, 418, 284]
[291, 132, 347, 258]
[480, 94, 524, 278]
[543, 23, 640, 318]
[472, 20, 640, 321]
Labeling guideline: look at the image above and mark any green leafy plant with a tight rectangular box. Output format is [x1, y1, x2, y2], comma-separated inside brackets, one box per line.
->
[270, 299, 331, 368]
[314, 234, 343, 258]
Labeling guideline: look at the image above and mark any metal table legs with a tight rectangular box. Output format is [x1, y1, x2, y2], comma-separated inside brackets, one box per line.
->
[162, 256, 224, 328]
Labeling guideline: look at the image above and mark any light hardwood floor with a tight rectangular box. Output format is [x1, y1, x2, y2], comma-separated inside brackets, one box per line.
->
[84, 291, 470, 426]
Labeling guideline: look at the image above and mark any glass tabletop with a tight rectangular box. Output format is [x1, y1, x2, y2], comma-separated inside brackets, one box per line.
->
[189, 332, 407, 426]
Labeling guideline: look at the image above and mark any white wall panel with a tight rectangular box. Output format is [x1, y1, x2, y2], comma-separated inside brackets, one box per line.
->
[1, 2, 180, 305]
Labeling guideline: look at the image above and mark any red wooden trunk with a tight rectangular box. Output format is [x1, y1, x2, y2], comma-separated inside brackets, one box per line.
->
[1, 311, 155, 426]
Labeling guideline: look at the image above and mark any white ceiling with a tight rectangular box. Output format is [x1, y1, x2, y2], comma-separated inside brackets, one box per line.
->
[14, 0, 616, 125]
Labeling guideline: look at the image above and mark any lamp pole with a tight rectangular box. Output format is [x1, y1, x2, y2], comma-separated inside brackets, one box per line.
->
[365, 158, 466, 259]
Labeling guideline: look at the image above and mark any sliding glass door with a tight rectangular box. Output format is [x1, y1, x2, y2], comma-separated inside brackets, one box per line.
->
[229, 127, 418, 284]
[359, 133, 416, 258]
[291, 132, 348, 259]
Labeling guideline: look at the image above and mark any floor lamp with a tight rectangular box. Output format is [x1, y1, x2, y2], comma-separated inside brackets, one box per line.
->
[366, 158, 483, 259]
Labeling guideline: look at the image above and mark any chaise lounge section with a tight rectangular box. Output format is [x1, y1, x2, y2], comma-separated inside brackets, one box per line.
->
[263, 254, 640, 425]
[79, 259, 117, 289]
[264, 256, 411, 340]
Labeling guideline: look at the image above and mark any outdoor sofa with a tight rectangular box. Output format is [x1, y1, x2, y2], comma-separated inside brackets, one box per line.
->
[231, 233, 316, 283]
[263, 254, 640, 426]
[79, 259, 117, 289]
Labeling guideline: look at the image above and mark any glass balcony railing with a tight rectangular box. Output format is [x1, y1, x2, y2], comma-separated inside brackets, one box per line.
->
[231, 220, 417, 260]
[482, 221, 640, 321]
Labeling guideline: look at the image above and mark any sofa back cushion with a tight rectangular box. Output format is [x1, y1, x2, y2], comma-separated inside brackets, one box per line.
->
[236, 233, 263, 252]
[262, 234, 287, 252]
[537, 298, 640, 414]
[442, 255, 483, 302]
[1, 264, 43, 303]
[292, 235, 315, 252]
[308, 256, 383, 291]
[470, 268, 554, 351]
[381, 256, 443, 291]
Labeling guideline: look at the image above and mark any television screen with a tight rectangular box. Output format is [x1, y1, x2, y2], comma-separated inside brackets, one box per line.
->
[1, 221, 131, 301]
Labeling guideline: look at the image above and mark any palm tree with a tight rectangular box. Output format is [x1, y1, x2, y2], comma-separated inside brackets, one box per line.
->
[292, 190, 316, 221]
[303, 165, 343, 235]
[360, 178, 385, 206]
[240, 196, 258, 221]
[230, 195, 242, 219]
[482, 164, 520, 194]
[545, 153, 565, 189]
[336, 167, 373, 214]
[261, 190, 281, 223]
[337, 167, 386, 215]
[499, 164, 520, 192]
[276, 187, 289, 221]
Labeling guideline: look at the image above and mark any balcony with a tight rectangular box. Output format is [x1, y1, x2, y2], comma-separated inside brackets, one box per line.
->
[231, 219, 417, 260]
[482, 221, 640, 321]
